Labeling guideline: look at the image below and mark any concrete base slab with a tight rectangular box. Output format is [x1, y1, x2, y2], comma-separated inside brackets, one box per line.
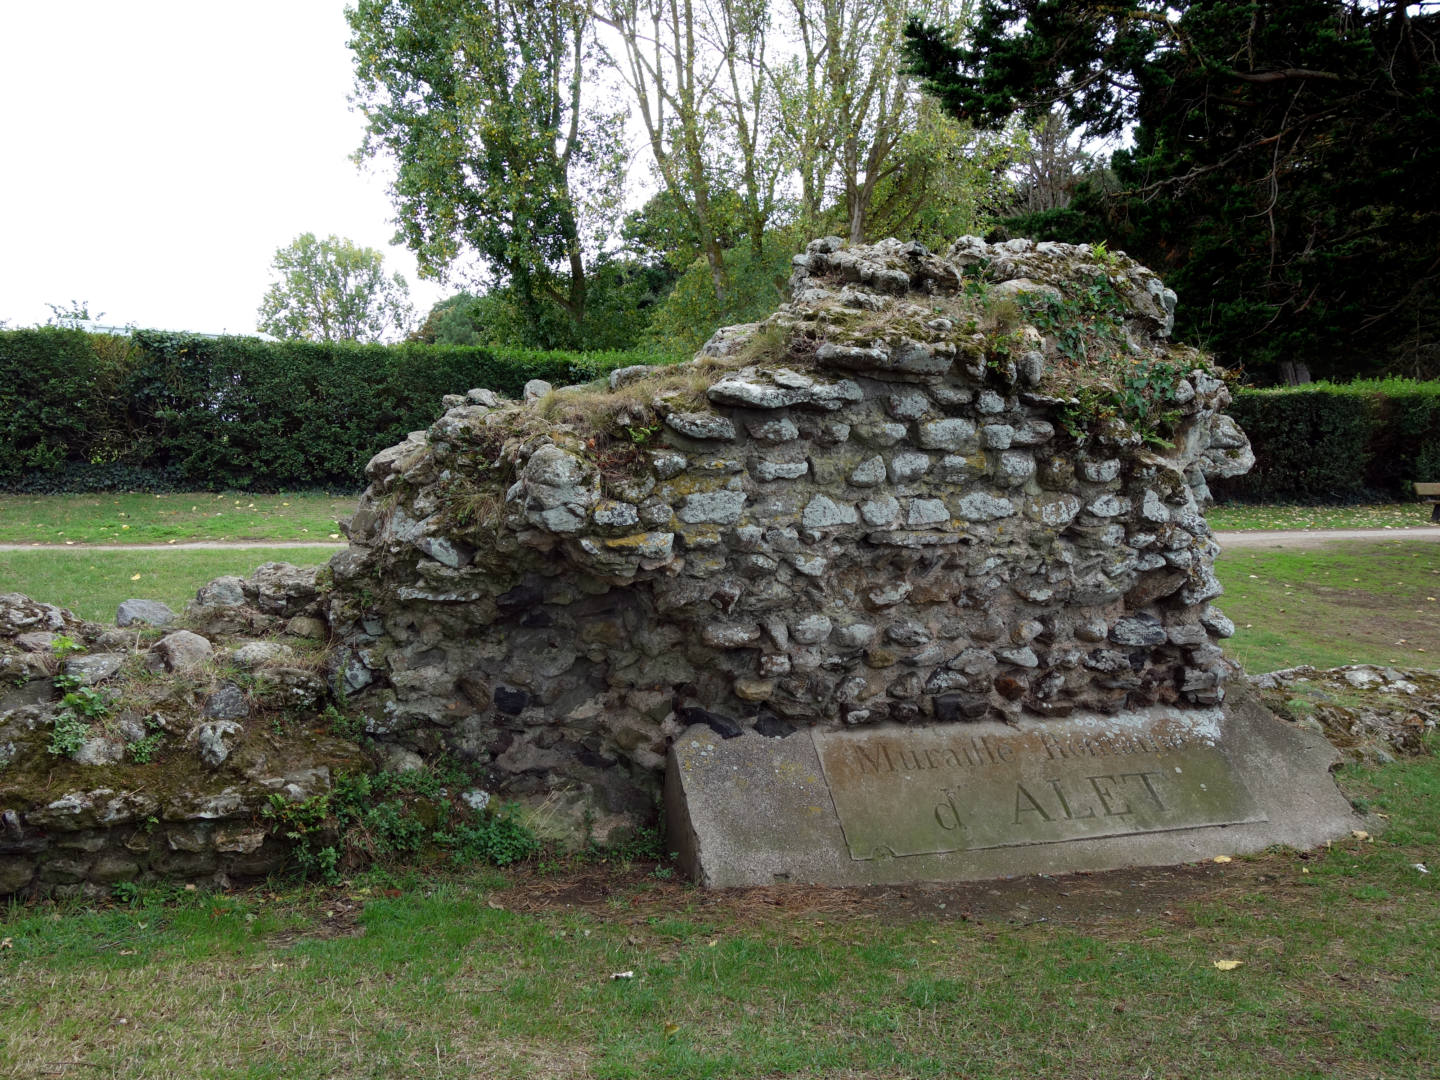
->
[665, 685, 1358, 888]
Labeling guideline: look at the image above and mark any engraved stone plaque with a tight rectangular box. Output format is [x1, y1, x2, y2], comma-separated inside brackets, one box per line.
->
[665, 689, 1358, 888]
[813, 712, 1265, 862]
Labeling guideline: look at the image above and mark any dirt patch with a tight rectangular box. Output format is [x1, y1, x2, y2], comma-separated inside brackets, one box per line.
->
[483, 846, 1344, 932]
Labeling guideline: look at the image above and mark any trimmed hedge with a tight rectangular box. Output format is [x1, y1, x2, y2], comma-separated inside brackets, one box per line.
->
[0, 329, 657, 492]
[1216, 380, 1440, 501]
[6, 330, 1437, 499]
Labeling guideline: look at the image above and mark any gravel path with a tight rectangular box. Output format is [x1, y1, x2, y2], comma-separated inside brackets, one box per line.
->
[1215, 526, 1440, 549]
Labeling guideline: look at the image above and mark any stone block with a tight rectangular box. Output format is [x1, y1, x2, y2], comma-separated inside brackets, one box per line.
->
[666, 688, 1357, 887]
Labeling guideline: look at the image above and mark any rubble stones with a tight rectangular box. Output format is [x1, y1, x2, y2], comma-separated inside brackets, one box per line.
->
[116, 599, 176, 628]
[146, 631, 214, 673]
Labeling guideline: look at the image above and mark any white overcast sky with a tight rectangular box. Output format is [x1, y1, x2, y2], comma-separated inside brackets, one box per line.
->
[0, 1, 447, 335]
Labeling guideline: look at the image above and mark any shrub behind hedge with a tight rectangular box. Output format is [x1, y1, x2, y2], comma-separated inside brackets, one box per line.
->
[0, 329, 657, 492]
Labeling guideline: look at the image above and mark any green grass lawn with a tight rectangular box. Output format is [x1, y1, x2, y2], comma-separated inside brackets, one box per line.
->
[0, 491, 356, 545]
[1215, 539, 1440, 672]
[1207, 501, 1437, 531]
[2, 501, 1438, 1076]
[0, 547, 338, 623]
[2, 754, 1435, 1079]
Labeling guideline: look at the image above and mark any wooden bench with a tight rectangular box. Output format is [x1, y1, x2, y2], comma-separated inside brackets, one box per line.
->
[1416, 482, 1440, 522]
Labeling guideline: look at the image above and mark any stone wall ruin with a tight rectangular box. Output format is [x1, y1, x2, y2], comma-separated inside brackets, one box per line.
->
[325, 236, 1257, 840]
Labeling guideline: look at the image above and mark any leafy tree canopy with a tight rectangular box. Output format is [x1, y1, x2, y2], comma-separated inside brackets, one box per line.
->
[905, 1, 1440, 382]
[257, 233, 413, 343]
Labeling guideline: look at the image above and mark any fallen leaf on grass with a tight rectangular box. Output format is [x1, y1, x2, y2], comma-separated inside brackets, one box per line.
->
[1213, 960, 1243, 971]
[1213, 855, 1232, 863]
[129, 573, 141, 581]
[1, 936, 12, 949]
[1351, 829, 1372, 842]
[611, 970, 634, 980]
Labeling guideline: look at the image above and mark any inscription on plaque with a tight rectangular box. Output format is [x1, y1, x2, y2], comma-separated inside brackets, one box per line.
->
[813, 714, 1266, 861]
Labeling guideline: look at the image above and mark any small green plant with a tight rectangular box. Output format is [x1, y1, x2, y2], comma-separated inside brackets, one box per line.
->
[434, 802, 541, 867]
[126, 714, 166, 763]
[127, 733, 164, 764]
[50, 634, 84, 658]
[261, 763, 540, 880]
[111, 881, 142, 904]
[623, 422, 662, 445]
[321, 704, 368, 742]
[262, 792, 341, 882]
[47, 685, 112, 756]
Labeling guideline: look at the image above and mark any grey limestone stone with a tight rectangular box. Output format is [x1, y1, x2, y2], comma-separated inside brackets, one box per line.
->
[746, 416, 799, 442]
[677, 491, 748, 525]
[593, 500, 641, 528]
[860, 495, 900, 527]
[833, 623, 876, 649]
[666, 412, 737, 441]
[976, 390, 1006, 414]
[523, 379, 553, 403]
[848, 455, 887, 487]
[791, 614, 833, 645]
[1201, 605, 1236, 638]
[907, 498, 949, 527]
[994, 451, 1036, 484]
[980, 424, 1013, 449]
[754, 459, 809, 482]
[116, 599, 176, 628]
[193, 719, 243, 768]
[886, 387, 932, 420]
[1087, 494, 1132, 517]
[888, 451, 931, 483]
[195, 576, 246, 608]
[651, 450, 687, 479]
[954, 493, 1015, 521]
[1080, 459, 1122, 483]
[203, 684, 251, 721]
[802, 494, 858, 529]
[63, 653, 125, 686]
[1110, 615, 1168, 647]
[147, 631, 214, 673]
[231, 641, 295, 668]
[917, 418, 977, 451]
[1139, 489, 1171, 523]
[789, 553, 828, 577]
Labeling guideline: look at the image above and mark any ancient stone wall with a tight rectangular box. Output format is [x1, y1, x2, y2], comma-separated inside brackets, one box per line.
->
[0, 584, 365, 900]
[325, 236, 1256, 839]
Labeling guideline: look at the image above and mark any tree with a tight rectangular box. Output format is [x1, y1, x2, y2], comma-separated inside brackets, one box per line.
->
[256, 233, 413, 342]
[597, 0, 746, 305]
[348, 0, 624, 340]
[770, 0, 979, 245]
[904, 1, 1440, 381]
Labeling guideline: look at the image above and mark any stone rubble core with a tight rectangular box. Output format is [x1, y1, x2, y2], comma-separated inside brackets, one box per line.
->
[0, 580, 365, 900]
[325, 235, 1256, 835]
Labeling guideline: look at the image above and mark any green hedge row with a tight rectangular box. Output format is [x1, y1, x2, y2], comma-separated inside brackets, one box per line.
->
[5, 329, 1436, 499]
[0, 329, 656, 492]
[1216, 380, 1440, 501]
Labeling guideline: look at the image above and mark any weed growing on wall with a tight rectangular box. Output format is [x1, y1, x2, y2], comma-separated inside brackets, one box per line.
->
[260, 763, 541, 882]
